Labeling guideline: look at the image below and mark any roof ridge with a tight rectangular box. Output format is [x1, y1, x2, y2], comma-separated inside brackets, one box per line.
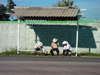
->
[14, 6, 30, 9]
[14, 6, 78, 10]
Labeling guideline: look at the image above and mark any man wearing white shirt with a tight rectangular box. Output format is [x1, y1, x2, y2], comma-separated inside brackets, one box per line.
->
[62, 41, 72, 56]
[34, 42, 45, 55]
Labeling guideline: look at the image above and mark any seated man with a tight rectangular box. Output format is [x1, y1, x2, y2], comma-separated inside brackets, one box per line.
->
[34, 42, 45, 55]
[62, 41, 72, 56]
[50, 38, 59, 56]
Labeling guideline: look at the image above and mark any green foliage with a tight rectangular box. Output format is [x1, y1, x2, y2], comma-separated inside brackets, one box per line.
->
[0, 47, 17, 55]
[53, 0, 74, 7]
[7, 0, 25, 21]
[19, 51, 34, 56]
[0, 48, 100, 57]
[0, 0, 16, 21]
[0, 4, 10, 21]
[62, 0, 74, 7]
[58, 1, 62, 7]
[7, 0, 16, 13]
[0, 47, 43, 56]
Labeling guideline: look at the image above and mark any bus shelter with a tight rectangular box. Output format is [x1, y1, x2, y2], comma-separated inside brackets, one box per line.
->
[11, 6, 80, 56]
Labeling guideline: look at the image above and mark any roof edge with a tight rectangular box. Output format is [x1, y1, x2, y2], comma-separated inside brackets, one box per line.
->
[14, 6, 79, 10]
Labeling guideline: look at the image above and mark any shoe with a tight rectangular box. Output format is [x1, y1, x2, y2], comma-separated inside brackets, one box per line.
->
[52, 55, 54, 56]
[35, 55, 38, 56]
[65, 55, 67, 56]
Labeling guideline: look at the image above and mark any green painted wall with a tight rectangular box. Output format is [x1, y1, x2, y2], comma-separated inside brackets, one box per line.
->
[0, 20, 100, 23]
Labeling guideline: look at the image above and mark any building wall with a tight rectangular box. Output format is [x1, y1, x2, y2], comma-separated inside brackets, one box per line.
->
[0, 22, 100, 53]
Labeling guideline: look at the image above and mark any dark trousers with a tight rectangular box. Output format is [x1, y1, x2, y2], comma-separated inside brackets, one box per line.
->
[34, 48, 43, 55]
[50, 48, 59, 56]
[63, 49, 70, 56]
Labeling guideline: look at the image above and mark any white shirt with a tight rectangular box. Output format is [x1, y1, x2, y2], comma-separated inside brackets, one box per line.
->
[34, 43, 44, 52]
[64, 44, 72, 51]
[34, 43, 40, 48]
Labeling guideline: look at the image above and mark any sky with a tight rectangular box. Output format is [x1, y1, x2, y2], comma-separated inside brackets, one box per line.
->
[0, 0, 100, 20]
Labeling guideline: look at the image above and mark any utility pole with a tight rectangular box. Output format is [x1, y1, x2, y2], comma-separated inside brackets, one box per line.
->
[75, 9, 86, 57]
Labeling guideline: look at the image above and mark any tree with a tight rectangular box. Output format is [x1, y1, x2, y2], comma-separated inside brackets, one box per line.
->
[0, 4, 10, 21]
[7, 0, 16, 13]
[53, 0, 74, 7]
[52, 0, 81, 20]
[58, 1, 62, 7]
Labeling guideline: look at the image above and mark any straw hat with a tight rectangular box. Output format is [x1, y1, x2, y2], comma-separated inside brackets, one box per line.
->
[52, 38, 58, 42]
[62, 41, 68, 44]
[38, 42, 43, 46]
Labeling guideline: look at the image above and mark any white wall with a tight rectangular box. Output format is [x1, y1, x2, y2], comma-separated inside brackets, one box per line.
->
[0, 22, 100, 53]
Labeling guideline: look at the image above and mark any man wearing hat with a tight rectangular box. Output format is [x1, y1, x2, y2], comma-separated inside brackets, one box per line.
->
[62, 41, 72, 56]
[34, 42, 45, 55]
[50, 38, 59, 56]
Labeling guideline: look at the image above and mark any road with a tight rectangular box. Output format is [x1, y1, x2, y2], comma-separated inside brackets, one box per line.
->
[0, 56, 100, 75]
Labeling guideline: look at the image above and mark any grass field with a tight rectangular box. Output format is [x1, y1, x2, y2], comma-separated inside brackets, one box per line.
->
[0, 50, 100, 57]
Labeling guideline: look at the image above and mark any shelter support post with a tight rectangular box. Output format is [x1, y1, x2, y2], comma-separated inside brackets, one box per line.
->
[76, 15, 79, 57]
[17, 18, 20, 54]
